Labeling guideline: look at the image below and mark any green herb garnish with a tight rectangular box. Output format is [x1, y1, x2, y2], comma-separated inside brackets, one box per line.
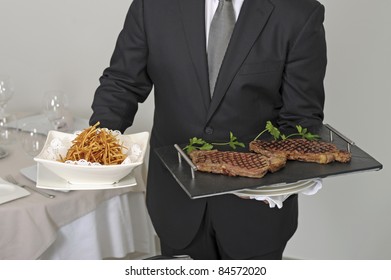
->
[253, 121, 320, 141]
[253, 121, 281, 141]
[212, 131, 246, 150]
[183, 137, 214, 154]
[281, 125, 320, 141]
[183, 132, 245, 154]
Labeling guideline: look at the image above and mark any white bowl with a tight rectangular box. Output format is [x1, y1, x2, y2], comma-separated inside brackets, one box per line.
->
[34, 130, 149, 185]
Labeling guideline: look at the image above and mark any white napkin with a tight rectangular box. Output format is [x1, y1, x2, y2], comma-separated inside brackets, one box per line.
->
[245, 179, 323, 209]
[0, 177, 12, 186]
[0, 178, 31, 205]
[0, 177, 22, 189]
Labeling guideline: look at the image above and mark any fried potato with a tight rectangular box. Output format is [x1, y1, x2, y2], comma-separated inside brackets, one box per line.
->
[61, 122, 127, 165]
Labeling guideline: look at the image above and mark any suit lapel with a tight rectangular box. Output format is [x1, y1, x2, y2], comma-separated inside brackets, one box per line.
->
[178, 0, 210, 111]
[206, 0, 275, 123]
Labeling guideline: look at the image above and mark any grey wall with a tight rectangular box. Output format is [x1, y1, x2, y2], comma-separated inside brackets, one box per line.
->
[285, 0, 390, 259]
[1, 0, 153, 134]
[1, 0, 389, 259]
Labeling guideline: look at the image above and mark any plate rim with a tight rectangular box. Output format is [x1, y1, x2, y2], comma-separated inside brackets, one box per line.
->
[234, 180, 318, 197]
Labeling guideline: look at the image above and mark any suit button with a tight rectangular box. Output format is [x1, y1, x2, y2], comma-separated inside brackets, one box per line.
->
[205, 126, 214, 135]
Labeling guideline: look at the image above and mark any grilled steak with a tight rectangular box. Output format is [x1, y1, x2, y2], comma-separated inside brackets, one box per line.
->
[249, 139, 351, 164]
[189, 150, 286, 178]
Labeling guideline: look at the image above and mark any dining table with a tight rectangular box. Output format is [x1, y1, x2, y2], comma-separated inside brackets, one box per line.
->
[0, 114, 157, 260]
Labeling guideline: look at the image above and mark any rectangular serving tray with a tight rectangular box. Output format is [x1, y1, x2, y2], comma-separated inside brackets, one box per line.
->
[155, 124, 383, 199]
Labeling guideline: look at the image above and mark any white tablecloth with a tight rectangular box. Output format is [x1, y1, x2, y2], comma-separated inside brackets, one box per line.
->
[39, 191, 156, 260]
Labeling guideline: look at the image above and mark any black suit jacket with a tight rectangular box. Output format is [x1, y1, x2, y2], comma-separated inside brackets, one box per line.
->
[90, 0, 326, 257]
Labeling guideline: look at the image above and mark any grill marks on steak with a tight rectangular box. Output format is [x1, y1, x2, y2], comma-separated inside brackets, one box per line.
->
[189, 150, 286, 178]
[249, 139, 351, 164]
[187, 138, 351, 179]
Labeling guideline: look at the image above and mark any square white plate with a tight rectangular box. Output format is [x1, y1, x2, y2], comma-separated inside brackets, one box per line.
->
[34, 130, 149, 185]
[20, 165, 38, 182]
[36, 163, 138, 191]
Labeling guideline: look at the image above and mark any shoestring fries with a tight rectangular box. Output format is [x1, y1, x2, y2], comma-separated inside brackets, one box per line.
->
[60, 122, 127, 165]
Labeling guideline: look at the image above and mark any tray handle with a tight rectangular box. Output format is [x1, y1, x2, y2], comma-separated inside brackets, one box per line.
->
[174, 144, 197, 179]
[324, 124, 355, 152]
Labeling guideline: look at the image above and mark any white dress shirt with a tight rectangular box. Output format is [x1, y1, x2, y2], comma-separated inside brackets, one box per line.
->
[205, 0, 244, 47]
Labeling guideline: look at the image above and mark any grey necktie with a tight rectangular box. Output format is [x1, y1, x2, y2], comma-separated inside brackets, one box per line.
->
[208, 0, 236, 97]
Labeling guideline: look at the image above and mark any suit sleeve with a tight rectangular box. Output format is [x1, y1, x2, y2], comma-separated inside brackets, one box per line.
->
[278, 3, 326, 133]
[89, 0, 153, 132]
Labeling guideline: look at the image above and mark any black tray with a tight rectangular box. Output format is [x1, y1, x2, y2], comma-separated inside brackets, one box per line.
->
[155, 124, 383, 199]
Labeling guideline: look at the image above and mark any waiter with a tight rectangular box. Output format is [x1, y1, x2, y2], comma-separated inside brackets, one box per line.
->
[90, 0, 326, 259]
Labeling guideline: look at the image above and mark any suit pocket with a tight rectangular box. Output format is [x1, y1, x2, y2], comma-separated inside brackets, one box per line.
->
[239, 60, 284, 76]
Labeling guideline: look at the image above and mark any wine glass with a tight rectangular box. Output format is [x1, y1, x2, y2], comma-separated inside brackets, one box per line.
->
[0, 75, 15, 119]
[42, 90, 73, 132]
[0, 114, 18, 156]
[18, 121, 47, 157]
